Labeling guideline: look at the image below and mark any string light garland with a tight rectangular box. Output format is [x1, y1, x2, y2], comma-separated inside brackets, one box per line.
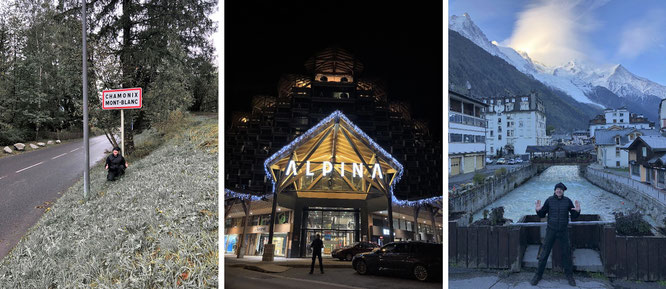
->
[224, 188, 264, 201]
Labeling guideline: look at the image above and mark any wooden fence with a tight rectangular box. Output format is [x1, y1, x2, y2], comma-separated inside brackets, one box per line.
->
[451, 216, 666, 281]
[449, 221, 522, 270]
[600, 226, 666, 281]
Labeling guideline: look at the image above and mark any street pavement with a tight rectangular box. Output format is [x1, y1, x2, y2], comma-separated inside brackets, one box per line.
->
[225, 264, 442, 289]
[0, 135, 112, 260]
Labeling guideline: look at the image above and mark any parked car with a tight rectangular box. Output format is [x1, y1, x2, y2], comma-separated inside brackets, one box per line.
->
[515, 158, 523, 164]
[496, 158, 506, 164]
[507, 158, 515, 165]
[332, 242, 380, 261]
[352, 241, 442, 281]
[485, 157, 493, 164]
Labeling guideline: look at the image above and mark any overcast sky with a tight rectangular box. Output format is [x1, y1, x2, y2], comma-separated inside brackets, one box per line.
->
[450, 0, 666, 85]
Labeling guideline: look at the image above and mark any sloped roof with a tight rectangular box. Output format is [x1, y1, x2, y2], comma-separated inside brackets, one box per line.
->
[647, 153, 666, 165]
[595, 128, 660, 145]
[625, 135, 666, 151]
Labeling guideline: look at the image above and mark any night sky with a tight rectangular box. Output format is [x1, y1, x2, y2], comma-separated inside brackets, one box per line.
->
[224, 1, 443, 137]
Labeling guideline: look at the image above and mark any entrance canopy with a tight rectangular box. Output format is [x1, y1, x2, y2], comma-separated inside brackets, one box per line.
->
[264, 111, 403, 208]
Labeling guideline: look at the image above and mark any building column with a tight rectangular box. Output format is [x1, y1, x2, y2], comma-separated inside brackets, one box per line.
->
[387, 196, 395, 243]
[237, 199, 251, 258]
[360, 205, 369, 242]
[413, 206, 420, 241]
[289, 204, 303, 258]
[263, 192, 279, 261]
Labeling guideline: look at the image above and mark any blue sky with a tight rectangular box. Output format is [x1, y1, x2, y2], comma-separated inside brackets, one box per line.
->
[450, 0, 666, 85]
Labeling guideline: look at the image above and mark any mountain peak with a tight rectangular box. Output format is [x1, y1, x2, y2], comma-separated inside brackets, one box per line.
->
[449, 13, 500, 57]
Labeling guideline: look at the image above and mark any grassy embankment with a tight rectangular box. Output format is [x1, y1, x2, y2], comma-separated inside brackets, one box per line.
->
[0, 112, 218, 288]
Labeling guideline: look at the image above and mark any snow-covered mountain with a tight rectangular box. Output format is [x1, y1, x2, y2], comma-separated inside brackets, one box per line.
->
[449, 13, 666, 120]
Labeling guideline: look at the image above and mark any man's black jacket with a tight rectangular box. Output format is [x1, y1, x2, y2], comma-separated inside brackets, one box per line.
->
[311, 238, 323, 254]
[536, 194, 580, 231]
[106, 154, 126, 170]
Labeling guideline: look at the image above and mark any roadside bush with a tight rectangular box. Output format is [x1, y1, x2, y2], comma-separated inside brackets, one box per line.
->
[473, 173, 485, 185]
[490, 206, 505, 226]
[0, 123, 29, 146]
[494, 168, 507, 177]
[614, 211, 652, 236]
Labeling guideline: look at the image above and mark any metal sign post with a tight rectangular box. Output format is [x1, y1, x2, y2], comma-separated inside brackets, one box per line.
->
[82, 0, 90, 200]
[101, 88, 142, 155]
[121, 110, 124, 154]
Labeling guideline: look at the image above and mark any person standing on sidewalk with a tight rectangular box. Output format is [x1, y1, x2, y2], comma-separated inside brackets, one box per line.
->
[309, 234, 324, 274]
[531, 182, 581, 286]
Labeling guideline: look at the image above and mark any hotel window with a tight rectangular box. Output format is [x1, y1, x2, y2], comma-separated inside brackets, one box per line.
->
[406, 221, 413, 232]
[490, 147, 494, 154]
[498, 126, 502, 133]
[475, 135, 485, 143]
[521, 97, 529, 102]
[450, 133, 463, 142]
[464, 134, 474, 143]
[275, 211, 290, 225]
[259, 214, 271, 226]
[450, 99, 462, 113]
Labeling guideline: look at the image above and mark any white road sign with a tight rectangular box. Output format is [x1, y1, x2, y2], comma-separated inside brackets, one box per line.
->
[102, 88, 142, 110]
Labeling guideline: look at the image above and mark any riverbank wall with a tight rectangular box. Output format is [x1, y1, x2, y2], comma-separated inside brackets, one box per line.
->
[450, 164, 538, 216]
[584, 166, 666, 224]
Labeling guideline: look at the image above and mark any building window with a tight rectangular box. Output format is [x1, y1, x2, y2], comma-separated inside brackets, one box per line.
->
[450, 133, 463, 142]
[498, 135, 502, 140]
[475, 135, 485, 143]
[490, 130, 494, 137]
[498, 118, 502, 124]
[614, 119, 617, 123]
[615, 137, 620, 145]
[519, 121, 524, 127]
[616, 147, 621, 157]
[616, 161, 620, 167]
[660, 171, 665, 185]
[632, 164, 640, 176]
[620, 119, 624, 123]
[643, 147, 647, 157]
[490, 147, 494, 154]
[464, 134, 474, 143]
[498, 126, 502, 133]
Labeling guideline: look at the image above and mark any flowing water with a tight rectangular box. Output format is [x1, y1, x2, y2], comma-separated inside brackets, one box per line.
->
[473, 165, 656, 225]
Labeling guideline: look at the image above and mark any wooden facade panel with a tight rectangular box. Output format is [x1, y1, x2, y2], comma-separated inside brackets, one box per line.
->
[626, 238, 638, 281]
[616, 237, 627, 279]
[457, 227, 467, 267]
[477, 227, 489, 269]
[637, 239, 649, 281]
[648, 238, 660, 281]
[660, 239, 666, 281]
[468, 227, 478, 268]
[603, 227, 616, 277]
[488, 229, 499, 268]
[509, 228, 519, 270]
[449, 222, 457, 263]
[498, 228, 509, 268]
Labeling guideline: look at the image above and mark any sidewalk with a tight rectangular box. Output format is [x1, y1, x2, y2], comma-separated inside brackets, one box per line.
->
[224, 254, 354, 269]
[449, 267, 613, 289]
[449, 267, 666, 289]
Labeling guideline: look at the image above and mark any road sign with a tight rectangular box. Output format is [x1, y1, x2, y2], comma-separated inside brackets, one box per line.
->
[102, 88, 142, 110]
[101, 87, 143, 155]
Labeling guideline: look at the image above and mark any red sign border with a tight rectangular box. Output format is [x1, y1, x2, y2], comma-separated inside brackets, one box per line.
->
[102, 88, 143, 110]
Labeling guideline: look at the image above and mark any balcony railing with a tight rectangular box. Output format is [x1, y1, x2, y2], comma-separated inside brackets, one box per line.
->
[449, 111, 487, 128]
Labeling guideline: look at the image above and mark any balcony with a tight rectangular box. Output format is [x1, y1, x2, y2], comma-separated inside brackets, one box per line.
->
[449, 111, 487, 128]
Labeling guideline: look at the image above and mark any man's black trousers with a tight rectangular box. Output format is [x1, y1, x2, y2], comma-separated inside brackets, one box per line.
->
[311, 251, 323, 273]
[536, 228, 573, 277]
[107, 167, 125, 181]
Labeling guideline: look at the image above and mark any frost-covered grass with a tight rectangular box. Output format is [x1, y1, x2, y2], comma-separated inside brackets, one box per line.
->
[0, 116, 218, 288]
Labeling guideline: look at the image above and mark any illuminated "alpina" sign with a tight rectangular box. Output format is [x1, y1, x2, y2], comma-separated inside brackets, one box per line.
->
[285, 161, 383, 179]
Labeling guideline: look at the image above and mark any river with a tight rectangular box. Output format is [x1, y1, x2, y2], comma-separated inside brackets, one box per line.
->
[472, 165, 657, 225]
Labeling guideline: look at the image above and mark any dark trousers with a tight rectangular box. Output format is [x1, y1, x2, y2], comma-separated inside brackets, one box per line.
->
[310, 251, 323, 273]
[107, 167, 125, 181]
[536, 228, 573, 277]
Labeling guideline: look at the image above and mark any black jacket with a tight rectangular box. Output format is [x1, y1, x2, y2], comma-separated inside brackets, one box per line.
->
[106, 154, 126, 170]
[311, 238, 323, 253]
[536, 194, 580, 231]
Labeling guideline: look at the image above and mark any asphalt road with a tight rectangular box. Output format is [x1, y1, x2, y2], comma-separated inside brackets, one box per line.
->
[0, 135, 112, 260]
[224, 266, 442, 289]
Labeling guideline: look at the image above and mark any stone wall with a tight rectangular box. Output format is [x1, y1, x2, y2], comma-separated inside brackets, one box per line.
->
[450, 164, 537, 215]
[584, 167, 666, 224]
